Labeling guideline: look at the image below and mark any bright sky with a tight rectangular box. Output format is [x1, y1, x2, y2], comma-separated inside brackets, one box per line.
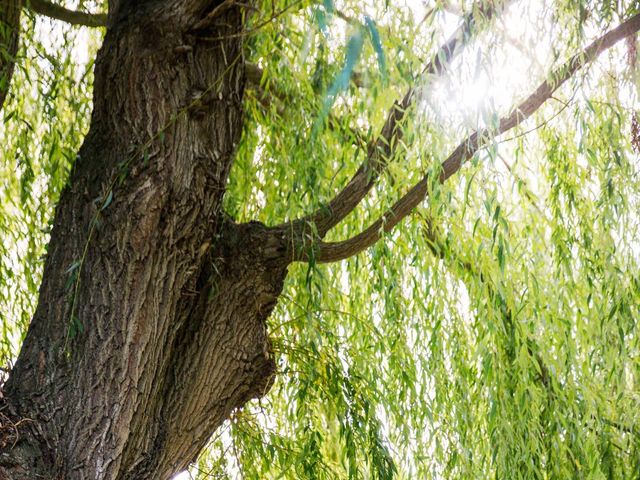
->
[170, 1, 544, 478]
[17, 1, 638, 478]
[168, 0, 637, 477]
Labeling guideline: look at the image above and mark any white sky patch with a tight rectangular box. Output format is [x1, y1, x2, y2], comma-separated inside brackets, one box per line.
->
[423, 1, 552, 131]
[172, 471, 191, 480]
[4, 0, 640, 476]
[33, 7, 98, 82]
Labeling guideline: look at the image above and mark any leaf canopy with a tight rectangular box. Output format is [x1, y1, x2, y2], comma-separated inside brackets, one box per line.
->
[1, 0, 640, 478]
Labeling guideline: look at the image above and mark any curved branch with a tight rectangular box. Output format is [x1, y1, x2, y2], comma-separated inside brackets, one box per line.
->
[302, 12, 640, 263]
[283, 0, 512, 238]
[29, 0, 106, 27]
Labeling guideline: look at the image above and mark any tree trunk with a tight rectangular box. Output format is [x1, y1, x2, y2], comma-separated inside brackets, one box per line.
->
[0, 2, 289, 478]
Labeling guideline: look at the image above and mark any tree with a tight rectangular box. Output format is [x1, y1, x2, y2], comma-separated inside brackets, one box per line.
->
[0, 0, 639, 478]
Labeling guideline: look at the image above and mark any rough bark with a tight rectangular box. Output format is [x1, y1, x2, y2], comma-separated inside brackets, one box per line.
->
[1, 2, 289, 478]
[4, 0, 637, 477]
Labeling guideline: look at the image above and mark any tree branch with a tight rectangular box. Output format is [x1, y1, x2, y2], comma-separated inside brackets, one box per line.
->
[300, 12, 640, 263]
[0, 0, 106, 114]
[28, 0, 106, 27]
[283, 0, 512, 239]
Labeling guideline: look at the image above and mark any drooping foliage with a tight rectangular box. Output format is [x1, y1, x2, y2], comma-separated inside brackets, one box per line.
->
[0, 6, 101, 364]
[1, 1, 640, 478]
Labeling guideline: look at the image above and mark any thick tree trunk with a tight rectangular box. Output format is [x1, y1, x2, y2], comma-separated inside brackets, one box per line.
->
[0, 2, 289, 478]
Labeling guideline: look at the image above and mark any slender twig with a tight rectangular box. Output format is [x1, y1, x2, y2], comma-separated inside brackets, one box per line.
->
[334, 7, 358, 25]
[195, 0, 305, 40]
[497, 90, 576, 145]
[244, 63, 368, 148]
[192, 0, 236, 30]
[28, 0, 106, 27]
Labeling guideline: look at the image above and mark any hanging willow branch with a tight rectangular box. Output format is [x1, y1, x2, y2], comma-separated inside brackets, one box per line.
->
[278, 0, 513, 239]
[0, 0, 105, 114]
[0, 0, 22, 111]
[244, 62, 368, 148]
[294, 12, 640, 263]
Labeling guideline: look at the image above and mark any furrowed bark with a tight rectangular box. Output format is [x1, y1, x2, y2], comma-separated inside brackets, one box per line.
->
[1, 2, 289, 478]
[1, 1, 636, 478]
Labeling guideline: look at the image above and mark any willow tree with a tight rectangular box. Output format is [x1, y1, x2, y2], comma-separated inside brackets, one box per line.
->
[0, 0, 639, 478]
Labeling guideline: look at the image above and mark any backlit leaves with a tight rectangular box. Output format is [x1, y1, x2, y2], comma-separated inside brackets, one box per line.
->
[1, 0, 640, 479]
